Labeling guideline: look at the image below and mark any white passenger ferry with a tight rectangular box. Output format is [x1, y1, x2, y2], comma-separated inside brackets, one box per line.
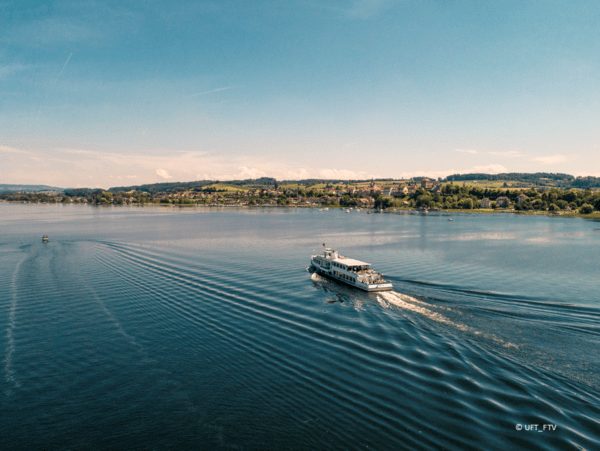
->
[310, 246, 393, 292]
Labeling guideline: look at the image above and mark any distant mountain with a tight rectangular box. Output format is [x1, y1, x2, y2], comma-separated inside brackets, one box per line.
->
[107, 177, 394, 194]
[442, 173, 600, 188]
[0, 184, 64, 193]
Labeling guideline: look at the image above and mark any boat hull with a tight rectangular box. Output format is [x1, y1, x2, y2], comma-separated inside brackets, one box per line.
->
[311, 264, 393, 292]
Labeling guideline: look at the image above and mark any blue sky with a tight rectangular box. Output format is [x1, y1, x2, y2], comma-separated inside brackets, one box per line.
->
[1, 0, 599, 187]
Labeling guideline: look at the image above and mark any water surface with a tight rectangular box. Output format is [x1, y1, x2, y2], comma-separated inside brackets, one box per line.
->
[1, 204, 599, 450]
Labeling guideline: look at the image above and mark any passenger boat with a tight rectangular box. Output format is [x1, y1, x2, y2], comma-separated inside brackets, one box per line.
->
[310, 246, 393, 292]
[42, 235, 49, 242]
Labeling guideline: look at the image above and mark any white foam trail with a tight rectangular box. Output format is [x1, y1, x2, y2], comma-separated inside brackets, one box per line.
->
[378, 291, 469, 330]
[379, 291, 519, 349]
[4, 255, 27, 391]
[89, 290, 145, 355]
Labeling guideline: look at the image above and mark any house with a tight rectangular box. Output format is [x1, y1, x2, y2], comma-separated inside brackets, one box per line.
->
[420, 178, 434, 190]
[496, 196, 510, 207]
[480, 198, 491, 208]
[517, 194, 528, 204]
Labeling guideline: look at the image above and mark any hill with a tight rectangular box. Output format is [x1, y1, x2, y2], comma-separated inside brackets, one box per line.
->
[0, 184, 64, 193]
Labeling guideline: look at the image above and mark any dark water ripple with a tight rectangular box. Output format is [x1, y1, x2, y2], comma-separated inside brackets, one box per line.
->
[1, 205, 600, 450]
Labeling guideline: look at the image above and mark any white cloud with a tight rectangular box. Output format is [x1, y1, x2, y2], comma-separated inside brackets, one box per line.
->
[455, 149, 478, 154]
[236, 166, 267, 179]
[319, 168, 370, 179]
[531, 155, 566, 164]
[488, 151, 525, 158]
[156, 169, 173, 179]
[469, 164, 508, 174]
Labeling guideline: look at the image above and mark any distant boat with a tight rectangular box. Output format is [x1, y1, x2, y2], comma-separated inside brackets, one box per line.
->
[42, 235, 49, 242]
[344, 209, 350, 213]
[323, 208, 329, 211]
[319, 209, 323, 211]
[448, 218, 453, 221]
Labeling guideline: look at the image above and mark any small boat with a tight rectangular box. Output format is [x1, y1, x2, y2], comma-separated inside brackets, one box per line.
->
[319, 209, 323, 211]
[448, 218, 453, 221]
[344, 209, 350, 213]
[310, 246, 393, 292]
[323, 208, 329, 211]
[42, 235, 49, 242]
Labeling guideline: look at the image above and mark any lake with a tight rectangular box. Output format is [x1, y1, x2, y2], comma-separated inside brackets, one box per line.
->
[1, 204, 599, 450]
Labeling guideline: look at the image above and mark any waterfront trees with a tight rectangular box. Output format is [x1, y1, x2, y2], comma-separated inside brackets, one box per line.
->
[340, 195, 357, 207]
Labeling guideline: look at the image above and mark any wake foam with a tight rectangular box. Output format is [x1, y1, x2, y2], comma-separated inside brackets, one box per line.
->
[4, 255, 27, 393]
[378, 291, 519, 349]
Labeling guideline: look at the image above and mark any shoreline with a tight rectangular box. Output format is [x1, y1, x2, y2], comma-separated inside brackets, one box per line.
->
[3, 200, 600, 220]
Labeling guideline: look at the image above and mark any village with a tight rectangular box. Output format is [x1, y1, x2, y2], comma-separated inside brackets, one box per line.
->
[3, 177, 600, 216]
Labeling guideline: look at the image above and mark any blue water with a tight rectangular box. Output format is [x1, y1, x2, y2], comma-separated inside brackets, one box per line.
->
[1, 204, 599, 450]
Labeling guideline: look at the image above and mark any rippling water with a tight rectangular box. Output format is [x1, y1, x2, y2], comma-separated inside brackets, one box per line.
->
[1, 204, 599, 450]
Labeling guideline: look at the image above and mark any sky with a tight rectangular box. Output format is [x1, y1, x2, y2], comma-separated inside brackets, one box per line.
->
[1, 0, 600, 188]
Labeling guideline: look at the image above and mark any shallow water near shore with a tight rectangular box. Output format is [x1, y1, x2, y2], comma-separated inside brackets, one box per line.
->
[1, 204, 599, 450]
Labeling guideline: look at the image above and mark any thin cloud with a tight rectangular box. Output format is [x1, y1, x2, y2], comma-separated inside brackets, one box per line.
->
[191, 87, 233, 97]
[1, 145, 35, 155]
[488, 151, 525, 158]
[311, 0, 394, 19]
[345, 0, 394, 19]
[55, 52, 73, 84]
[531, 155, 566, 164]
[37, 52, 74, 116]
[57, 147, 96, 155]
[319, 169, 371, 179]
[0, 63, 31, 80]
[456, 149, 525, 158]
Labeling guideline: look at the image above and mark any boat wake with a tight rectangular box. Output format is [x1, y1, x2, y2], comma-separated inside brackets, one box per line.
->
[377, 291, 519, 349]
[4, 254, 27, 394]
